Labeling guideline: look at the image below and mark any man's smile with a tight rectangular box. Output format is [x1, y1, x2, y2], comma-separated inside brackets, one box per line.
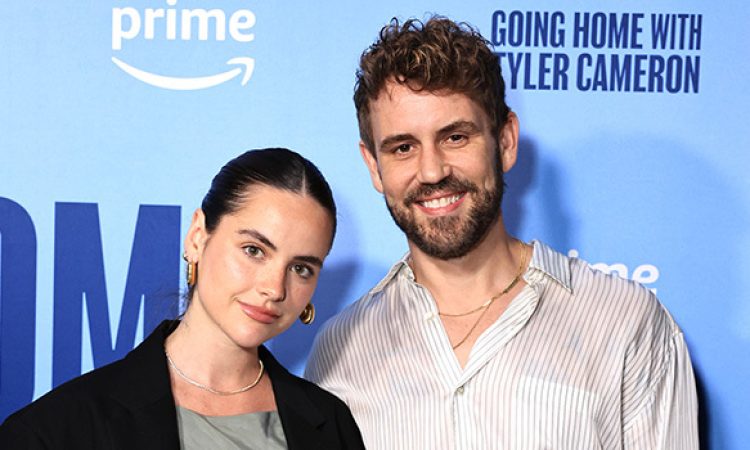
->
[414, 192, 466, 214]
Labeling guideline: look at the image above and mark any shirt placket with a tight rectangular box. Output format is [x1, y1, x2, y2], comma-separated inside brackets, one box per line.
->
[452, 379, 480, 450]
[451, 283, 542, 450]
[412, 280, 485, 450]
[406, 264, 541, 450]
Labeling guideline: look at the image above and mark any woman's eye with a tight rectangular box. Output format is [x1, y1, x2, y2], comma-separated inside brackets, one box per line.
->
[243, 245, 264, 258]
[291, 264, 314, 279]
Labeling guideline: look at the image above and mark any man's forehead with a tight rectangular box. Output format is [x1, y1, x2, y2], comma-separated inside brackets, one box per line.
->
[371, 82, 487, 129]
[377, 78, 456, 103]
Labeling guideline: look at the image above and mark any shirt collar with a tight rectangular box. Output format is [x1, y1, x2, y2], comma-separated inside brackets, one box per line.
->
[369, 252, 412, 295]
[368, 240, 573, 295]
[527, 240, 573, 293]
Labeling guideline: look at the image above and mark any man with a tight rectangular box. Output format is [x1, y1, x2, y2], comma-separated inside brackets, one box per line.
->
[306, 16, 698, 449]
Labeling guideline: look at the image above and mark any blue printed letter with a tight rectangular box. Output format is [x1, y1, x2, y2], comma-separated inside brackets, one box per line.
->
[0, 198, 37, 420]
[52, 204, 180, 387]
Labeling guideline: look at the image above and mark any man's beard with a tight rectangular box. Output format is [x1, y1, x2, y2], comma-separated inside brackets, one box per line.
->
[385, 164, 504, 260]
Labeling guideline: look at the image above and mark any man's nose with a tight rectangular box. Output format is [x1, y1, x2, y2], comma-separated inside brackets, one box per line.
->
[416, 145, 451, 185]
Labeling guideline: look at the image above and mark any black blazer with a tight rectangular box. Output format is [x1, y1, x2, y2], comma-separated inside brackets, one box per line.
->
[0, 321, 364, 450]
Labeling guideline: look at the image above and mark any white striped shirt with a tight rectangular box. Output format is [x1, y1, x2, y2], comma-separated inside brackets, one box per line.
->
[306, 241, 698, 449]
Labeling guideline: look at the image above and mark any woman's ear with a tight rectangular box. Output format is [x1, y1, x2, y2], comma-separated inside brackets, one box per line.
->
[184, 208, 208, 261]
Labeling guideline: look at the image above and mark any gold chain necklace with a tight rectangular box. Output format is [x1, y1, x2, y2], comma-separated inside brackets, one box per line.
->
[165, 350, 264, 396]
[442, 240, 528, 350]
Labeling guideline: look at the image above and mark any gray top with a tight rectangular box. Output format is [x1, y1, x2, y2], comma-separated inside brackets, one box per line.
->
[176, 406, 288, 450]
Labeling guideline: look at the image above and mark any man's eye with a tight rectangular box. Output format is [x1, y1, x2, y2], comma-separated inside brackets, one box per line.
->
[291, 264, 314, 279]
[447, 134, 466, 143]
[243, 245, 264, 258]
[394, 143, 412, 154]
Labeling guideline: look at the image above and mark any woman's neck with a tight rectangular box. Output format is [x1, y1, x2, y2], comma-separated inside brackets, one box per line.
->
[165, 308, 261, 391]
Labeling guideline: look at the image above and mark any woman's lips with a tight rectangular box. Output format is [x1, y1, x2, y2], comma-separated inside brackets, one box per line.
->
[238, 302, 280, 324]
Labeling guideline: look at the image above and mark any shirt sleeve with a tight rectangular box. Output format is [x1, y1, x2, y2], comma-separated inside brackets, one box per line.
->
[622, 330, 699, 449]
[304, 329, 327, 384]
[304, 318, 343, 387]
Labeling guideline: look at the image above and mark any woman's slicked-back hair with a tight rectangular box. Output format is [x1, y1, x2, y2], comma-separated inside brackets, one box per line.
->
[201, 148, 337, 241]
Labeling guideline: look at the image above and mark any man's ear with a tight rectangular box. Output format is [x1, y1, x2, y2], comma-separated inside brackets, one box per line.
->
[359, 141, 384, 193]
[498, 112, 520, 173]
[184, 208, 208, 261]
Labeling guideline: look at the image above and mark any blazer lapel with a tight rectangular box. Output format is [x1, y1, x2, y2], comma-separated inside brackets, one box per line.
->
[107, 321, 182, 450]
[99, 324, 335, 449]
[261, 346, 328, 450]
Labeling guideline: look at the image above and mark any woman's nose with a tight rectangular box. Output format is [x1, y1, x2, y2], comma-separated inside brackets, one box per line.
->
[256, 266, 286, 302]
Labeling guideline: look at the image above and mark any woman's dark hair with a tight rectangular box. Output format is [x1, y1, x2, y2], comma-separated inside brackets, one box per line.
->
[201, 148, 337, 241]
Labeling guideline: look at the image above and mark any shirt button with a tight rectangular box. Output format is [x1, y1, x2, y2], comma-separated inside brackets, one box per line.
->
[423, 311, 435, 321]
[456, 386, 465, 394]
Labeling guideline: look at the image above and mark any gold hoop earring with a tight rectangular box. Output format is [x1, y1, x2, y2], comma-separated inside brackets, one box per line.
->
[183, 252, 197, 287]
[299, 303, 315, 325]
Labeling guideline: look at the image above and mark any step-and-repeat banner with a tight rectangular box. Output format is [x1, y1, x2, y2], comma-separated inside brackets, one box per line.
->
[1, 1, 747, 447]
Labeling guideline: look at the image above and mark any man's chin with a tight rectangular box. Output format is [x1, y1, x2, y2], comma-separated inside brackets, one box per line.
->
[408, 227, 474, 260]
[412, 239, 473, 260]
[388, 206, 475, 257]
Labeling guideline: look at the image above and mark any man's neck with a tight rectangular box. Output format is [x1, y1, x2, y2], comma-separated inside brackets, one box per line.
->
[408, 221, 523, 308]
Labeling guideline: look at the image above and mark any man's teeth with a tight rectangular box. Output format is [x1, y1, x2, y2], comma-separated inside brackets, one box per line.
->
[421, 194, 461, 208]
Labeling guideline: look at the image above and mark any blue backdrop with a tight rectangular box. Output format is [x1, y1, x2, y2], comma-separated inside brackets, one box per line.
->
[1, 1, 748, 448]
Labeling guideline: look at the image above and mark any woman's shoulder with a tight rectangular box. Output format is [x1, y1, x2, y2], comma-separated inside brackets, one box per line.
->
[6, 322, 170, 422]
[0, 322, 176, 448]
[0, 357, 134, 447]
[11, 357, 130, 414]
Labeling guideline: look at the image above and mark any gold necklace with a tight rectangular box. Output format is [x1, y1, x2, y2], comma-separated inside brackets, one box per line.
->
[438, 296, 494, 318]
[165, 350, 264, 396]
[444, 240, 528, 350]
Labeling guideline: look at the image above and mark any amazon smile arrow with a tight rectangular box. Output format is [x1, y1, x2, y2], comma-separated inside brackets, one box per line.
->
[111, 56, 255, 90]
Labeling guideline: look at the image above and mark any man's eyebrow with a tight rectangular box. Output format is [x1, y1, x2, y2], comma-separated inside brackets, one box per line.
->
[294, 255, 324, 268]
[438, 120, 481, 135]
[378, 133, 415, 152]
[377, 121, 482, 151]
[237, 229, 276, 251]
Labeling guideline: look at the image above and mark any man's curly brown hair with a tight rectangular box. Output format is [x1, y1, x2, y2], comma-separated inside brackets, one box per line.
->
[354, 16, 511, 155]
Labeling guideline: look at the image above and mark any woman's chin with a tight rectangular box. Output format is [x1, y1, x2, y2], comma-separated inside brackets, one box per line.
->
[227, 320, 290, 350]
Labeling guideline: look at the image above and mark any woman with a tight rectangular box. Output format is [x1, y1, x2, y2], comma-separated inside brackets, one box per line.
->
[0, 148, 365, 449]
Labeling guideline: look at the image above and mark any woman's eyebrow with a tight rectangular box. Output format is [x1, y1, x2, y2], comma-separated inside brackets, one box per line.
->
[237, 229, 276, 251]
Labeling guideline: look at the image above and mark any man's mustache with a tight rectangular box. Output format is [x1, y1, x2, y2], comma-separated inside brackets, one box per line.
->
[404, 176, 478, 206]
